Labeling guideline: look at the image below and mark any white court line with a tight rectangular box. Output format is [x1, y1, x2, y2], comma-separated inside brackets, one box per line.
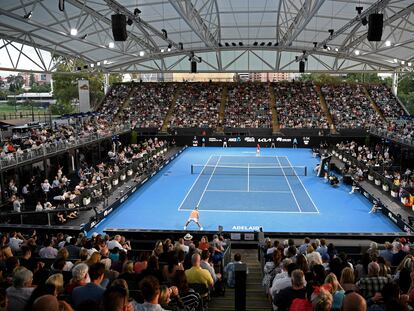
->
[247, 163, 250, 192]
[179, 208, 319, 214]
[283, 156, 320, 213]
[177, 154, 213, 211]
[205, 189, 291, 193]
[196, 155, 222, 207]
[276, 156, 302, 213]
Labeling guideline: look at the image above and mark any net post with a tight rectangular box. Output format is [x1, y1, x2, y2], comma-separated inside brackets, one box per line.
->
[305, 166, 307, 176]
[191, 165, 193, 174]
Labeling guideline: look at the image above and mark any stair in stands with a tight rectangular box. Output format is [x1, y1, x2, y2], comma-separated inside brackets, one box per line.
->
[362, 85, 387, 122]
[115, 85, 136, 121]
[160, 85, 182, 133]
[208, 248, 271, 311]
[314, 84, 338, 134]
[269, 84, 281, 134]
[216, 85, 228, 134]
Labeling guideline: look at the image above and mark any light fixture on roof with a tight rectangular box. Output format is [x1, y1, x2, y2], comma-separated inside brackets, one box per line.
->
[127, 18, 133, 26]
[160, 48, 165, 53]
[108, 42, 115, 48]
[134, 8, 141, 16]
[218, 43, 223, 47]
[267, 42, 272, 46]
[408, 62, 412, 67]
[361, 17, 368, 26]
[103, 60, 108, 65]
[327, 46, 331, 51]
[97, 61, 101, 66]
[253, 42, 258, 46]
[323, 44, 328, 50]
[23, 11, 32, 19]
[401, 60, 405, 65]
[232, 42, 236, 46]
[239, 42, 243, 46]
[161, 29, 168, 39]
[313, 42, 318, 48]
[80, 34, 88, 40]
[225, 42, 230, 47]
[334, 47, 339, 52]
[139, 51, 145, 57]
[393, 58, 398, 63]
[90, 63, 95, 68]
[354, 50, 360, 55]
[356, 6, 363, 15]
[179, 42, 183, 50]
[260, 42, 265, 46]
[385, 40, 391, 47]
[274, 42, 279, 46]
[70, 28, 78, 36]
[328, 29, 334, 37]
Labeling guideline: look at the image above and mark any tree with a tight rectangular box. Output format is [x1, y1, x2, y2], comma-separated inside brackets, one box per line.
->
[345, 73, 381, 84]
[109, 73, 123, 85]
[49, 100, 75, 115]
[52, 58, 105, 111]
[29, 74, 35, 87]
[297, 73, 341, 84]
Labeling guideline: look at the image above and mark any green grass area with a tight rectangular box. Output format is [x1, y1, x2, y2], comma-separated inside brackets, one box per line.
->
[0, 104, 47, 114]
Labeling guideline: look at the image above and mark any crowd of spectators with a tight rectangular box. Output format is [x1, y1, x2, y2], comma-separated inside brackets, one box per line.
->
[335, 140, 414, 207]
[224, 83, 272, 128]
[273, 82, 329, 129]
[2, 138, 169, 224]
[99, 84, 132, 123]
[261, 237, 414, 311]
[0, 230, 229, 311]
[120, 83, 178, 129]
[168, 83, 222, 129]
[368, 85, 406, 120]
[321, 84, 383, 129]
[376, 120, 414, 145]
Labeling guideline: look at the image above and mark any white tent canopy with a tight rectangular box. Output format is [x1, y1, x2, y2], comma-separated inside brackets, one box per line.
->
[0, 0, 413, 73]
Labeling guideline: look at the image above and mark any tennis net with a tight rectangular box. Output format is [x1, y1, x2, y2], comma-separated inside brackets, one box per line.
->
[191, 164, 307, 176]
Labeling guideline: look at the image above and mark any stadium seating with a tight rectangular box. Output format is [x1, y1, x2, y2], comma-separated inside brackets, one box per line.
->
[224, 83, 272, 128]
[273, 82, 329, 129]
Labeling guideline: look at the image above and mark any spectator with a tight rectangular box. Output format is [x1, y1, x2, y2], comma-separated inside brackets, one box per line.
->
[72, 262, 106, 309]
[185, 253, 213, 289]
[6, 267, 34, 311]
[340, 267, 357, 293]
[273, 269, 306, 310]
[357, 262, 389, 299]
[342, 292, 367, 311]
[102, 285, 134, 311]
[324, 273, 345, 310]
[135, 276, 167, 311]
[270, 260, 294, 298]
[39, 239, 58, 259]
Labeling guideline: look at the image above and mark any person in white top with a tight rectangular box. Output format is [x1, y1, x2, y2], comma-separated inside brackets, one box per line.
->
[107, 235, 126, 252]
[9, 232, 25, 253]
[35, 202, 43, 212]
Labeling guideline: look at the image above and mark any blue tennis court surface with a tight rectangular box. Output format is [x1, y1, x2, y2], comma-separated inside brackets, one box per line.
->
[91, 147, 401, 233]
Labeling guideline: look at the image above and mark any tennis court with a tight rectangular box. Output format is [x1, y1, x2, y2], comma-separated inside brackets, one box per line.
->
[90, 147, 400, 233]
[178, 155, 318, 213]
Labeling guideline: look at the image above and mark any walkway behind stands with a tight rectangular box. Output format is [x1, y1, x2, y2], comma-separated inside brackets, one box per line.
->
[314, 84, 338, 134]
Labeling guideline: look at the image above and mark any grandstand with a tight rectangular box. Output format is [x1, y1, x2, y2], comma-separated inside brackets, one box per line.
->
[0, 0, 414, 310]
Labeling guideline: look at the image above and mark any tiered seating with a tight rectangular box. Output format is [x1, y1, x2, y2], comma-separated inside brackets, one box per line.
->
[321, 84, 383, 128]
[368, 85, 406, 120]
[168, 83, 222, 128]
[224, 83, 271, 128]
[120, 83, 178, 129]
[273, 82, 329, 129]
[99, 84, 132, 122]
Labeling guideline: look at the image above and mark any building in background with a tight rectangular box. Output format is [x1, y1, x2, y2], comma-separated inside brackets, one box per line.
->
[234, 72, 291, 82]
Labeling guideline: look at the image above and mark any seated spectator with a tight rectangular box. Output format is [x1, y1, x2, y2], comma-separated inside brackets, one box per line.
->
[185, 253, 213, 291]
[65, 263, 89, 294]
[324, 273, 345, 310]
[356, 262, 389, 299]
[102, 284, 134, 311]
[224, 253, 249, 288]
[270, 260, 295, 298]
[6, 267, 34, 311]
[72, 262, 106, 309]
[342, 292, 367, 311]
[173, 270, 201, 311]
[39, 239, 58, 259]
[340, 267, 357, 293]
[273, 269, 306, 311]
[135, 276, 167, 311]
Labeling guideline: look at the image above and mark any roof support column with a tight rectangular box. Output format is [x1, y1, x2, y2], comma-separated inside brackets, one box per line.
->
[104, 73, 110, 95]
[392, 70, 398, 95]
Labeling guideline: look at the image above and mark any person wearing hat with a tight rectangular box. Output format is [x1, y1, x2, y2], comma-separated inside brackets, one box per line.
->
[184, 206, 203, 230]
[183, 234, 193, 247]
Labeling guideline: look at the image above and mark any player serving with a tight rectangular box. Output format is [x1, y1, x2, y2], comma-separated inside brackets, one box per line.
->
[184, 206, 203, 230]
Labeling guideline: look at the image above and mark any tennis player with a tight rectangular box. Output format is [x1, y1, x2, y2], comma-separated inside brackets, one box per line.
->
[256, 144, 261, 156]
[184, 206, 203, 230]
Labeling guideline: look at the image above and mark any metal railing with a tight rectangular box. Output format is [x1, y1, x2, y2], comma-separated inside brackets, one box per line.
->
[0, 124, 132, 171]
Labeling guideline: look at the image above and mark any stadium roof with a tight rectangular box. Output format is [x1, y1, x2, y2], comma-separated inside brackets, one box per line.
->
[0, 0, 413, 73]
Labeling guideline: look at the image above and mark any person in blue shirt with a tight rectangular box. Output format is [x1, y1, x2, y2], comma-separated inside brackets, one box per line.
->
[72, 262, 106, 309]
[224, 253, 249, 288]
